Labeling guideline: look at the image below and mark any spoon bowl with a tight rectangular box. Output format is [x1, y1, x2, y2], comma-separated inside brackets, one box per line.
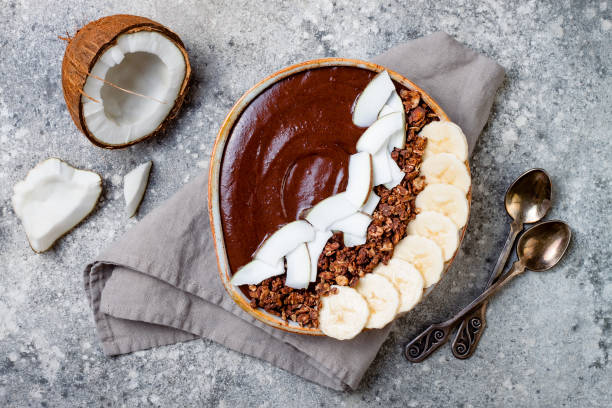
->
[517, 220, 571, 271]
[505, 169, 552, 223]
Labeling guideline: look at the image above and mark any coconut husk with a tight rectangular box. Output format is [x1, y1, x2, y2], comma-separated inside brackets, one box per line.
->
[61, 14, 192, 149]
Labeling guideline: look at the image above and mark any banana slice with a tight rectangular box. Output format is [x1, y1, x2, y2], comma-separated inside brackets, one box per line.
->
[394, 235, 444, 288]
[355, 274, 400, 329]
[408, 211, 458, 262]
[420, 121, 468, 161]
[319, 285, 370, 340]
[420, 153, 471, 194]
[373, 258, 424, 313]
[415, 184, 469, 228]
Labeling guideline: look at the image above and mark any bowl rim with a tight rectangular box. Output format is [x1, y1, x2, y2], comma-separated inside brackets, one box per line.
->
[208, 57, 471, 336]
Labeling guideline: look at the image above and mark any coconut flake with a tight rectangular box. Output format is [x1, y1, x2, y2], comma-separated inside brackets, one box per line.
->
[11, 158, 102, 252]
[304, 192, 357, 231]
[254, 220, 315, 266]
[383, 157, 405, 189]
[307, 230, 333, 282]
[230, 259, 285, 286]
[329, 212, 372, 237]
[361, 191, 380, 215]
[124, 161, 152, 217]
[285, 243, 311, 289]
[352, 71, 395, 127]
[343, 233, 367, 247]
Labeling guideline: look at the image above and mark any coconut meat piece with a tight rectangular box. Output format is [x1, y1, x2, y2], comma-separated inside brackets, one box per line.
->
[11, 158, 102, 252]
[124, 161, 152, 217]
[81, 31, 187, 146]
[329, 211, 372, 238]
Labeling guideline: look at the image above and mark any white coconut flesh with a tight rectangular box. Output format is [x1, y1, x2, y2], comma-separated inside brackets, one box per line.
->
[124, 161, 152, 217]
[81, 31, 187, 146]
[11, 158, 102, 252]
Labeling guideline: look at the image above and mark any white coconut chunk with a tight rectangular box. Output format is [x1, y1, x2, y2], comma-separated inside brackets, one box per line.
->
[372, 146, 392, 186]
[230, 259, 285, 286]
[383, 157, 405, 189]
[82, 31, 187, 147]
[330, 212, 372, 237]
[305, 192, 357, 231]
[387, 130, 406, 151]
[377, 91, 404, 119]
[356, 112, 404, 154]
[352, 70, 395, 127]
[285, 243, 311, 289]
[378, 104, 395, 118]
[344, 152, 373, 207]
[343, 233, 367, 247]
[124, 161, 152, 217]
[307, 230, 332, 282]
[254, 220, 315, 266]
[11, 158, 102, 252]
[361, 191, 380, 215]
[386, 90, 404, 111]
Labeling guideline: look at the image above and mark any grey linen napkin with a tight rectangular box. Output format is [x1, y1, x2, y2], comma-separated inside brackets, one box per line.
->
[84, 32, 505, 391]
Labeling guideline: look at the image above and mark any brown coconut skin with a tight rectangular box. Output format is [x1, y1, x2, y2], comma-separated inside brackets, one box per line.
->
[61, 15, 192, 149]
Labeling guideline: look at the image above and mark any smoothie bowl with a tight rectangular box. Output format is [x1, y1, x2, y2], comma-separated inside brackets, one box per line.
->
[208, 58, 471, 339]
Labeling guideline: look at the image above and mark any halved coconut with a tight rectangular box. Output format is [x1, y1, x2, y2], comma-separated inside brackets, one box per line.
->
[11, 158, 102, 252]
[62, 15, 191, 148]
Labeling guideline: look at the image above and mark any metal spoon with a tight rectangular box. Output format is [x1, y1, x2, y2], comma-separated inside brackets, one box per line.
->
[451, 168, 552, 359]
[404, 220, 571, 363]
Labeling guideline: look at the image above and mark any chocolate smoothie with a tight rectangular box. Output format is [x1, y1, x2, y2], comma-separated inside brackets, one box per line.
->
[220, 66, 378, 275]
[219, 65, 438, 327]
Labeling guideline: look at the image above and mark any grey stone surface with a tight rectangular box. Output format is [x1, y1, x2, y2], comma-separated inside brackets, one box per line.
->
[0, 0, 610, 406]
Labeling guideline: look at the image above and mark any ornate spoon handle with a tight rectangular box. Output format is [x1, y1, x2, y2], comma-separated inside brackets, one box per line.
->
[404, 260, 526, 362]
[451, 301, 488, 359]
[451, 220, 522, 359]
[404, 322, 453, 362]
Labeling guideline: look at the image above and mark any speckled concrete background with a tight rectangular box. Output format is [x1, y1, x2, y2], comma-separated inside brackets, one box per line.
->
[0, 0, 610, 406]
